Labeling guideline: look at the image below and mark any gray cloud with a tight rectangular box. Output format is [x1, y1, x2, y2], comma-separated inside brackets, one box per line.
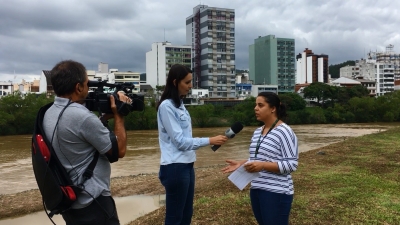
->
[1, 0, 400, 81]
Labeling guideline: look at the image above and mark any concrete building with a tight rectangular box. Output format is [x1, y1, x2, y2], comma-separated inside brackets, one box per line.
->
[87, 70, 96, 81]
[375, 63, 395, 96]
[356, 78, 376, 97]
[0, 82, 14, 97]
[113, 71, 141, 93]
[39, 70, 54, 97]
[296, 48, 329, 84]
[373, 44, 400, 80]
[249, 35, 295, 93]
[98, 62, 109, 73]
[190, 89, 209, 98]
[395, 80, 400, 91]
[331, 77, 361, 87]
[251, 84, 278, 96]
[13, 79, 40, 93]
[340, 65, 359, 78]
[186, 4, 236, 98]
[340, 59, 376, 80]
[146, 42, 191, 88]
[332, 77, 376, 97]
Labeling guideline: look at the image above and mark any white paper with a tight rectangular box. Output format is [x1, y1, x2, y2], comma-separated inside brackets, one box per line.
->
[228, 164, 261, 190]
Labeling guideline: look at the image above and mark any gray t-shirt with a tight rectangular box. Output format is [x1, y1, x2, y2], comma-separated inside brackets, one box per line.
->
[43, 97, 112, 209]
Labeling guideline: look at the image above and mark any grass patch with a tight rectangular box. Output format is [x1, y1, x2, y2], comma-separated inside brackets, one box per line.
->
[130, 127, 400, 225]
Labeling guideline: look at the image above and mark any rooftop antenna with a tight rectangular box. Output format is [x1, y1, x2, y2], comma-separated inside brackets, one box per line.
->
[164, 28, 165, 42]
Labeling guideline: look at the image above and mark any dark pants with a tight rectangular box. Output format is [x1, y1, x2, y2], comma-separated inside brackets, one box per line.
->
[62, 195, 119, 225]
[250, 189, 293, 225]
[159, 163, 195, 225]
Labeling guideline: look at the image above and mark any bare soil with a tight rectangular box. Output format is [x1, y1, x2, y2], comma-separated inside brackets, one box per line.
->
[0, 165, 225, 220]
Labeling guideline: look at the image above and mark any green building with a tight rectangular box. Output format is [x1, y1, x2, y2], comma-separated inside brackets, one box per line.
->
[249, 35, 295, 93]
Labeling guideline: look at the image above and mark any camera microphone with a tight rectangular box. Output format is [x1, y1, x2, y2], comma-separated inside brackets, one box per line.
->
[211, 122, 244, 152]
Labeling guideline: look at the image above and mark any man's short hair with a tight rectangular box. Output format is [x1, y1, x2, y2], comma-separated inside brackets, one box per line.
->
[50, 60, 87, 96]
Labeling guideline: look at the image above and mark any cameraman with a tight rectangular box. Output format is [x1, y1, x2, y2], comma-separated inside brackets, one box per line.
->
[43, 60, 129, 225]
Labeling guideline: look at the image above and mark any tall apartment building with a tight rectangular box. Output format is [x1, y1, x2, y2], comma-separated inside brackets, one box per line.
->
[375, 63, 395, 96]
[186, 5, 236, 98]
[249, 35, 295, 93]
[296, 48, 329, 84]
[146, 42, 191, 88]
[371, 44, 400, 80]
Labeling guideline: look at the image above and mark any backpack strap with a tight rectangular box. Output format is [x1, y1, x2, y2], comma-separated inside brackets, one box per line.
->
[82, 151, 100, 181]
[43, 101, 101, 186]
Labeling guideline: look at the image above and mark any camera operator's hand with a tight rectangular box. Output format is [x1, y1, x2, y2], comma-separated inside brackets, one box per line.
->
[117, 91, 132, 105]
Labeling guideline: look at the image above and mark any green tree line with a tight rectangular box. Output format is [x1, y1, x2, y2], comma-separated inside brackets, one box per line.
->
[1, 84, 399, 136]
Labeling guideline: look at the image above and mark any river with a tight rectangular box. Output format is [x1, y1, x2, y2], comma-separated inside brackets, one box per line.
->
[0, 123, 398, 195]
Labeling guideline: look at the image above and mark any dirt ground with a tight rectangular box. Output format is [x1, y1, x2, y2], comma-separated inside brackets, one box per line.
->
[0, 165, 226, 220]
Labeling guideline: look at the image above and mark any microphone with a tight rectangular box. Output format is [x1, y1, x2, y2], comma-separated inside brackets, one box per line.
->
[211, 122, 244, 151]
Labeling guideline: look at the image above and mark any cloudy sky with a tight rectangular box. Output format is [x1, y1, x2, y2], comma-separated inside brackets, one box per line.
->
[1, 0, 399, 82]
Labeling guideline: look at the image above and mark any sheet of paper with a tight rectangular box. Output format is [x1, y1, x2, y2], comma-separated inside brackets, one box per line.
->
[228, 164, 261, 190]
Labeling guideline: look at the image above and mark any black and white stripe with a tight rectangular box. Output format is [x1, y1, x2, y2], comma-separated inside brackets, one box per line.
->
[248, 123, 298, 195]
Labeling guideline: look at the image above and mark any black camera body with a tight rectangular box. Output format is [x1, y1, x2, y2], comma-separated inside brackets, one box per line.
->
[85, 80, 144, 116]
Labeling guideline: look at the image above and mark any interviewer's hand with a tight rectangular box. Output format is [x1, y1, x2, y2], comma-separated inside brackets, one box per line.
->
[221, 160, 241, 173]
[209, 135, 228, 145]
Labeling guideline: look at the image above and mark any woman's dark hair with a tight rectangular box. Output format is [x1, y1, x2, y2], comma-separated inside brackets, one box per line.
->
[50, 60, 87, 96]
[258, 92, 287, 120]
[156, 64, 192, 110]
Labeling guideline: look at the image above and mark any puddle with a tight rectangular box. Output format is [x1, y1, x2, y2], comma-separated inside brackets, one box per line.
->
[0, 194, 165, 225]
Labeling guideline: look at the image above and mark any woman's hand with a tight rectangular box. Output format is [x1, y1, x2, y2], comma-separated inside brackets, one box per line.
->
[221, 160, 242, 173]
[209, 135, 228, 145]
[244, 161, 264, 173]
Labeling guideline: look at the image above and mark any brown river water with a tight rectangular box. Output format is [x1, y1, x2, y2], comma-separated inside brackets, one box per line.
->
[0, 123, 398, 196]
[0, 123, 399, 224]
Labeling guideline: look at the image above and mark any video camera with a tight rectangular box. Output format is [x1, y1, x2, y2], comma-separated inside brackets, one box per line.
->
[85, 80, 145, 116]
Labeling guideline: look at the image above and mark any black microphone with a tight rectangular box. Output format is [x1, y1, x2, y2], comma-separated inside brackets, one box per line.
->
[211, 122, 244, 151]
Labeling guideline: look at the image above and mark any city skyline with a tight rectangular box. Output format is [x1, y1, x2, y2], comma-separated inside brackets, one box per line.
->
[1, 0, 399, 82]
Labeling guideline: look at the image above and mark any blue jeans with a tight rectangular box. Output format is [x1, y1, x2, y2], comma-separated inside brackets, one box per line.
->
[159, 163, 195, 225]
[250, 189, 293, 225]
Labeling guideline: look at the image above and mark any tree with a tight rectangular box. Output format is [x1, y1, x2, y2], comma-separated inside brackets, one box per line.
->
[187, 104, 214, 127]
[347, 85, 369, 98]
[279, 93, 306, 111]
[230, 96, 259, 126]
[347, 97, 376, 122]
[303, 82, 332, 107]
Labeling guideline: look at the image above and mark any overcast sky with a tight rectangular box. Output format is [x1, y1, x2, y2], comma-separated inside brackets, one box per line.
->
[1, 0, 399, 82]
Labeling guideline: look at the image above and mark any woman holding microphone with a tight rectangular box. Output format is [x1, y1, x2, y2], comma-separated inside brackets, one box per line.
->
[157, 64, 228, 225]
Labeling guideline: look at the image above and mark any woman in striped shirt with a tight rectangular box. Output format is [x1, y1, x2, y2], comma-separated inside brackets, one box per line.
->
[222, 92, 298, 225]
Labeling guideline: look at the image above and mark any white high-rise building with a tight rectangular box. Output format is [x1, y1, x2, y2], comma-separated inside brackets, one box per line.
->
[296, 48, 328, 84]
[186, 5, 235, 98]
[375, 63, 395, 96]
[146, 42, 191, 88]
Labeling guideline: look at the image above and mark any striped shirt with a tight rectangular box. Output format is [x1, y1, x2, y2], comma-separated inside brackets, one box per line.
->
[249, 123, 298, 195]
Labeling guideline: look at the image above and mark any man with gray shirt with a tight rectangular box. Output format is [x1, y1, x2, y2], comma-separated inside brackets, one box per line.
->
[43, 60, 129, 225]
